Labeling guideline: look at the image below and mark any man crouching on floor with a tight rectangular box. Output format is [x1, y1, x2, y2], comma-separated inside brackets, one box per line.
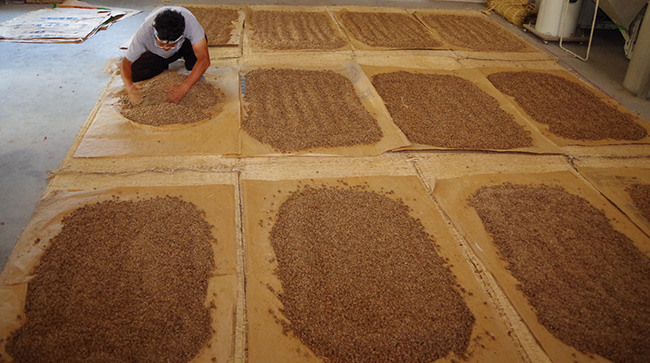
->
[121, 7, 210, 105]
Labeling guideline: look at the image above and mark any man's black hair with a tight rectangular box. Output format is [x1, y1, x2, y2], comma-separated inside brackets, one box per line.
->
[153, 9, 185, 42]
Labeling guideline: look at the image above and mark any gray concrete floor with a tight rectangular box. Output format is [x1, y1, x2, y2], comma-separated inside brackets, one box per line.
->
[0, 0, 649, 271]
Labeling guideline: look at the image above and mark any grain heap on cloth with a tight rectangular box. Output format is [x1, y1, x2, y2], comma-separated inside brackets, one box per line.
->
[182, 6, 240, 46]
[339, 11, 441, 49]
[119, 71, 224, 127]
[420, 13, 529, 51]
[242, 68, 383, 152]
[626, 183, 650, 223]
[487, 71, 648, 141]
[271, 186, 475, 361]
[6, 197, 216, 362]
[248, 10, 347, 50]
[372, 71, 533, 149]
[469, 183, 650, 363]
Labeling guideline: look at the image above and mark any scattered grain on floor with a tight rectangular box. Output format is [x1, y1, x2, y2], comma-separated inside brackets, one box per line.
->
[372, 71, 533, 149]
[626, 183, 650, 223]
[120, 71, 224, 126]
[183, 6, 240, 45]
[419, 13, 528, 52]
[6, 196, 216, 362]
[339, 11, 441, 48]
[270, 185, 475, 362]
[487, 71, 648, 141]
[243, 68, 383, 152]
[248, 10, 346, 50]
[469, 183, 650, 363]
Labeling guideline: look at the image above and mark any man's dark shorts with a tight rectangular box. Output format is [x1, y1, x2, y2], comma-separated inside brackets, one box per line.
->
[131, 38, 200, 82]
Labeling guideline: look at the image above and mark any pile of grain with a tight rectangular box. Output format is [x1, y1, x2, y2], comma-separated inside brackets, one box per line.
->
[469, 183, 650, 363]
[339, 11, 441, 48]
[270, 186, 475, 361]
[242, 68, 383, 152]
[487, 71, 648, 141]
[248, 10, 346, 50]
[184, 6, 240, 45]
[626, 183, 650, 223]
[6, 196, 216, 362]
[419, 13, 528, 52]
[372, 71, 533, 149]
[120, 71, 224, 126]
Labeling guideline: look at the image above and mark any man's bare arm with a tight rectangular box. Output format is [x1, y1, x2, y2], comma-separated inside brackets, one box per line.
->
[120, 57, 142, 104]
[165, 38, 211, 103]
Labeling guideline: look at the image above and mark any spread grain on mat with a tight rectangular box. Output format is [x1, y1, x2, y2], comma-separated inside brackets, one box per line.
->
[469, 183, 650, 363]
[487, 71, 648, 141]
[419, 13, 528, 52]
[270, 186, 475, 362]
[339, 11, 441, 48]
[372, 71, 533, 149]
[242, 68, 383, 152]
[248, 10, 346, 50]
[120, 71, 224, 126]
[626, 183, 650, 223]
[184, 6, 239, 45]
[6, 197, 216, 362]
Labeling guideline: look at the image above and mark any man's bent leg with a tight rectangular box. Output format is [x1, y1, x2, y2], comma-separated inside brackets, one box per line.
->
[131, 52, 171, 82]
[176, 39, 198, 71]
[176, 36, 207, 71]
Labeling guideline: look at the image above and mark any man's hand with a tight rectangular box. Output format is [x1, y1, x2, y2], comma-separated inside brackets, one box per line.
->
[162, 38, 210, 104]
[165, 84, 190, 104]
[127, 84, 143, 105]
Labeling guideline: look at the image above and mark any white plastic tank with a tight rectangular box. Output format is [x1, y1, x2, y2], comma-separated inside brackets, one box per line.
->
[535, 0, 584, 37]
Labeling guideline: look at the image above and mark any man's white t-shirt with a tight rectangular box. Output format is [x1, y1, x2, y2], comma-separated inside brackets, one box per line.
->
[125, 7, 205, 62]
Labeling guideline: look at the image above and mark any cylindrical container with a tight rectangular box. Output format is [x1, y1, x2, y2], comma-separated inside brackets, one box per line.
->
[536, 0, 583, 37]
